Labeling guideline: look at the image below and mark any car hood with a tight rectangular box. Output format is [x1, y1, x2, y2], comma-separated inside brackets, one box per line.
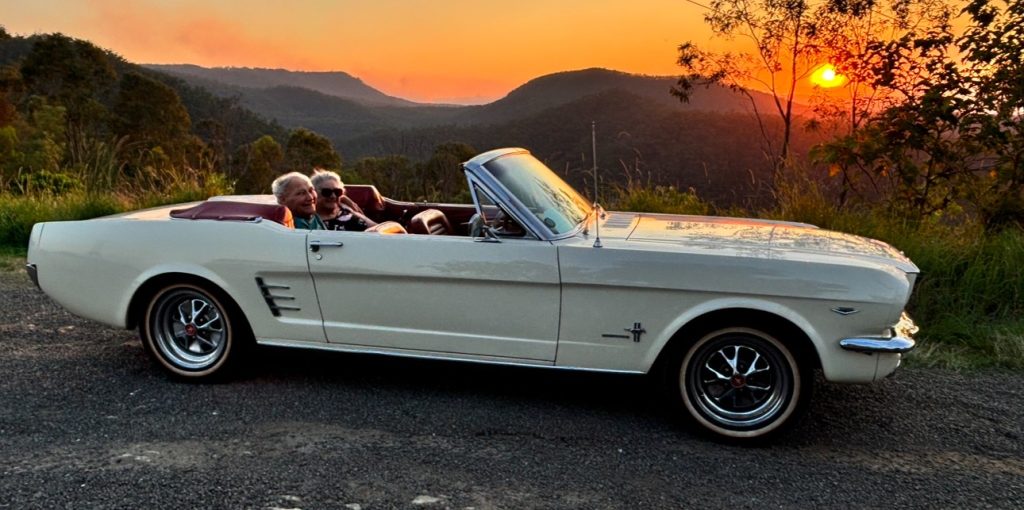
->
[596, 211, 918, 273]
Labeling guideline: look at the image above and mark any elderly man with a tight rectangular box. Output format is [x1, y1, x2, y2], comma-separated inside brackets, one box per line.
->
[271, 172, 325, 230]
[310, 169, 377, 231]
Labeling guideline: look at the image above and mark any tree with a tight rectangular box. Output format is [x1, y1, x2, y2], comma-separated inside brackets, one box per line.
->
[112, 71, 192, 160]
[958, 0, 1024, 227]
[674, 0, 953, 178]
[19, 34, 116, 163]
[417, 142, 475, 201]
[808, 0, 1024, 226]
[285, 127, 341, 171]
[0, 64, 20, 127]
[673, 0, 822, 171]
[350, 155, 415, 199]
[236, 135, 284, 194]
[1, 98, 68, 187]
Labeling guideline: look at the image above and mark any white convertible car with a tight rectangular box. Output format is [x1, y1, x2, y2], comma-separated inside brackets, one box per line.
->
[26, 147, 918, 440]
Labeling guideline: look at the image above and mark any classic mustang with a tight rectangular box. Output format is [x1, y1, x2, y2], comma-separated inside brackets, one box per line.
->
[26, 147, 918, 441]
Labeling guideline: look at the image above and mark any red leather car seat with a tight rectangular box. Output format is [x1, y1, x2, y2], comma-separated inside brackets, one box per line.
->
[343, 185, 386, 216]
[408, 209, 452, 235]
[365, 221, 407, 234]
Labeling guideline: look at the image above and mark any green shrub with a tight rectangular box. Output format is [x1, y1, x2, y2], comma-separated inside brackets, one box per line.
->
[610, 184, 710, 215]
[0, 193, 124, 246]
[0, 168, 231, 247]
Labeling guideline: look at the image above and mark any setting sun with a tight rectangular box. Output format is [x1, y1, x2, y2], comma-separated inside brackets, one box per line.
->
[811, 64, 846, 88]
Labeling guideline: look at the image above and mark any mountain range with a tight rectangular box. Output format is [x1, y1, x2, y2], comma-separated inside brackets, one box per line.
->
[145, 64, 790, 146]
[144, 64, 812, 205]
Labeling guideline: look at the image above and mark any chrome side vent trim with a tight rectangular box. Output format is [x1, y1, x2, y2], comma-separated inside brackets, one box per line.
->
[255, 277, 300, 317]
[831, 307, 860, 316]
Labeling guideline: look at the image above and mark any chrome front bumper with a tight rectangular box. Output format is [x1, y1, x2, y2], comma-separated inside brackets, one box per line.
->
[839, 312, 918, 354]
[26, 263, 39, 288]
[840, 336, 915, 353]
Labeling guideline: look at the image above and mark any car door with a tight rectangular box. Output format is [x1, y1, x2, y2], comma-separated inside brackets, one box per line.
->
[306, 230, 560, 361]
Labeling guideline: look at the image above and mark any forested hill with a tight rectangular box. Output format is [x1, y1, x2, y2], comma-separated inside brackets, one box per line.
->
[341, 88, 818, 205]
[453, 68, 788, 124]
[146, 64, 418, 107]
[151, 65, 798, 149]
[0, 31, 811, 206]
[0, 31, 299, 197]
[0, 32, 286, 161]
[157, 64, 812, 204]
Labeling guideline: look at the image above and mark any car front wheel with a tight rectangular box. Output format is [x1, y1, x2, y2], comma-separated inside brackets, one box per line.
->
[672, 327, 811, 441]
[140, 283, 244, 380]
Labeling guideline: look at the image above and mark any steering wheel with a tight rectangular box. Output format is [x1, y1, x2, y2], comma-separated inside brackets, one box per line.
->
[468, 213, 485, 238]
[491, 209, 513, 233]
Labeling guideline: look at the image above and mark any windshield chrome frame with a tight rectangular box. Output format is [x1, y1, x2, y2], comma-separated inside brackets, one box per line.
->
[463, 148, 590, 242]
[466, 172, 541, 241]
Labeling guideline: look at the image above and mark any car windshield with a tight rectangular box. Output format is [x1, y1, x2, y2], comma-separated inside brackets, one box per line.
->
[483, 153, 593, 235]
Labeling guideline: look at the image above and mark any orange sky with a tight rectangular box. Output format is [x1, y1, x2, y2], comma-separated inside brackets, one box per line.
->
[1, 0, 718, 104]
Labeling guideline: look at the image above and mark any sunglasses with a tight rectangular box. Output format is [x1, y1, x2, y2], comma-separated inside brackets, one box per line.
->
[319, 188, 345, 198]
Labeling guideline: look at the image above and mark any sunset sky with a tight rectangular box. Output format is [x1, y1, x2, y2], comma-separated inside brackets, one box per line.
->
[1, 0, 719, 104]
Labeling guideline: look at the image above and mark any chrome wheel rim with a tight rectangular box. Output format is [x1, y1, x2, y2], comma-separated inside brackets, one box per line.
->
[686, 335, 791, 429]
[151, 289, 228, 371]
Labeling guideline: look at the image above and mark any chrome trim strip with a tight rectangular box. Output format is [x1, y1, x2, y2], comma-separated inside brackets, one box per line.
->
[255, 338, 646, 375]
[25, 263, 39, 288]
[259, 283, 290, 290]
[839, 336, 916, 354]
[255, 277, 299, 317]
[831, 307, 860, 316]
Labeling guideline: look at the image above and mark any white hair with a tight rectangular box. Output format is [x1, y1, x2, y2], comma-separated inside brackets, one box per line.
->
[310, 168, 343, 189]
[271, 172, 311, 202]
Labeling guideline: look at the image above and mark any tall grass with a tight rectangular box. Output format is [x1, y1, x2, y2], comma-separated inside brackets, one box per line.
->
[766, 171, 1024, 370]
[0, 193, 122, 246]
[0, 164, 233, 247]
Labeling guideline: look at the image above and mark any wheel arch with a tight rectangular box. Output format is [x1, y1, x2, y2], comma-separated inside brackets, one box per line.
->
[126, 272, 251, 334]
[650, 306, 822, 378]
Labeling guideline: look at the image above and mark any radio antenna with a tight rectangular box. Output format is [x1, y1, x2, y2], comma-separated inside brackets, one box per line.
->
[592, 121, 602, 248]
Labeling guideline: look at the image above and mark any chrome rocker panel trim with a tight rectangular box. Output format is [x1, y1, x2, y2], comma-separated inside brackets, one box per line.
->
[255, 338, 646, 375]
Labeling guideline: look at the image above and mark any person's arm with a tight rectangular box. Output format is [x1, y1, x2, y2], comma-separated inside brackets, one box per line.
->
[339, 195, 365, 215]
[351, 209, 377, 227]
[339, 205, 377, 228]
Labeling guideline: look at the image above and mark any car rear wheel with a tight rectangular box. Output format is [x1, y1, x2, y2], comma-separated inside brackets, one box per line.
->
[140, 283, 245, 380]
[671, 327, 811, 441]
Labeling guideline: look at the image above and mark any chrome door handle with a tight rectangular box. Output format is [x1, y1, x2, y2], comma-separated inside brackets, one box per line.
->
[309, 240, 344, 252]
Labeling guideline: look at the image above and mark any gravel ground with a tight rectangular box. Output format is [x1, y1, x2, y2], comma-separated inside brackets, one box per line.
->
[1, 272, 1022, 509]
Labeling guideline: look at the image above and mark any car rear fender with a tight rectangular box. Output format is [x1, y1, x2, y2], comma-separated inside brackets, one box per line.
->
[124, 264, 241, 330]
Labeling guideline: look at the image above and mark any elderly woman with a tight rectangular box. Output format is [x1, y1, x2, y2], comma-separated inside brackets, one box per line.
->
[271, 171, 325, 230]
[310, 169, 377, 231]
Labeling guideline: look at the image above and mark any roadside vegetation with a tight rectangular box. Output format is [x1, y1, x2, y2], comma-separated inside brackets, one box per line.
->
[1, 1, 1021, 370]
[605, 179, 1024, 371]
